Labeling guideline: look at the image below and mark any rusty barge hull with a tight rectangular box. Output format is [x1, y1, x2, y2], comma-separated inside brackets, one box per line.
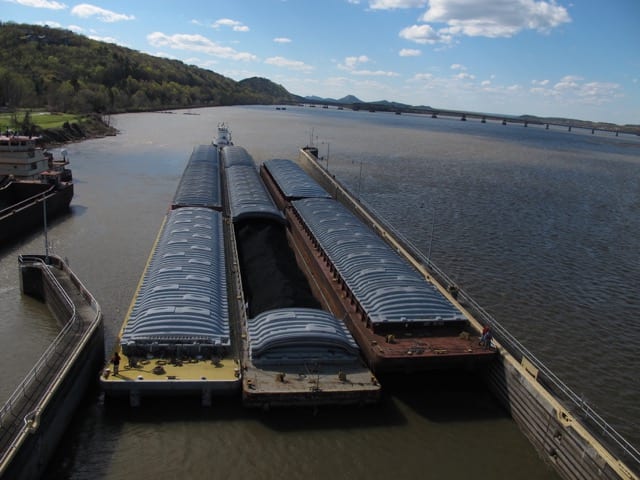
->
[259, 159, 496, 375]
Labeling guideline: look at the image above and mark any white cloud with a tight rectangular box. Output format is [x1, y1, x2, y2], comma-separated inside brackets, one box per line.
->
[265, 56, 314, 72]
[67, 24, 84, 32]
[352, 69, 400, 77]
[450, 63, 466, 70]
[554, 75, 582, 90]
[71, 4, 134, 22]
[213, 18, 249, 32]
[9, 0, 66, 9]
[532, 79, 550, 86]
[529, 75, 623, 105]
[147, 32, 257, 61]
[369, 0, 427, 8]
[410, 73, 434, 82]
[399, 0, 571, 46]
[338, 56, 398, 77]
[399, 48, 421, 57]
[344, 55, 369, 68]
[421, 0, 571, 38]
[399, 24, 448, 44]
[273, 37, 292, 43]
[455, 72, 475, 80]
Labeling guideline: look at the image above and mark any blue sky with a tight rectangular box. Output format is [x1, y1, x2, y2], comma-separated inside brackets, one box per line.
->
[3, 0, 639, 124]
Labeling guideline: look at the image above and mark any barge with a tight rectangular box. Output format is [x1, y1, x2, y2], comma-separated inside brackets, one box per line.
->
[220, 146, 380, 408]
[260, 158, 495, 373]
[294, 146, 639, 480]
[101, 145, 241, 406]
[0, 134, 73, 246]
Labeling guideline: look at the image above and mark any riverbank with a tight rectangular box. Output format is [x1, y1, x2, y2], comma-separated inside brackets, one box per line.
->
[39, 114, 117, 145]
[0, 111, 117, 146]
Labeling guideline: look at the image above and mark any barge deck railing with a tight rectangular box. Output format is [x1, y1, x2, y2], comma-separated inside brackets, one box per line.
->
[0, 186, 57, 219]
[356, 193, 640, 471]
[304, 150, 639, 472]
[0, 255, 79, 468]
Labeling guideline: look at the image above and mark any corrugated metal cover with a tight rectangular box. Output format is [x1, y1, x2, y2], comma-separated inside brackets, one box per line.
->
[292, 198, 466, 325]
[263, 159, 332, 200]
[121, 207, 230, 354]
[172, 145, 222, 209]
[225, 164, 285, 224]
[247, 308, 360, 364]
[222, 145, 255, 168]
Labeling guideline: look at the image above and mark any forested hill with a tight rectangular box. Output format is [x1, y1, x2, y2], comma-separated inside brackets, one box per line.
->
[0, 23, 301, 114]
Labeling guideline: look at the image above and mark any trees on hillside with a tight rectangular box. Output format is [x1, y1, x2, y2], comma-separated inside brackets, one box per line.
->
[0, 23, 299, 114]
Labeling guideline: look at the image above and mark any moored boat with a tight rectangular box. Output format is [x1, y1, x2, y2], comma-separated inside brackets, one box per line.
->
[0, 134, 73, 246]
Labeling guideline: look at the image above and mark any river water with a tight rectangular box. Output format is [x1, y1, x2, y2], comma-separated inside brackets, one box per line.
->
[1, 105, 638, 479]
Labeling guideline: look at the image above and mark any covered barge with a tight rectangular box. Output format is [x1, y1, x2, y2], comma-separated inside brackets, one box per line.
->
[100, 145, 240, 406]
[294, 146, 639, 480]
[260, 158, 495, 373]
[220, 146, 380, 408]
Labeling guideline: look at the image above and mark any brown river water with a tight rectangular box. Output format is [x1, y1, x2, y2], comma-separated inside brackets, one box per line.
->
[1, 105, 638, 479]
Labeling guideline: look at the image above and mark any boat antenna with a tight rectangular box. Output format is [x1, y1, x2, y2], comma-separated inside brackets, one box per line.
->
[43, 194, 50, 263]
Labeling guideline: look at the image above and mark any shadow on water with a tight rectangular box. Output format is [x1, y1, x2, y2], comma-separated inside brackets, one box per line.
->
[379, 369, 508, 424]
[75, 369, 505, 433]
[99, 392, 407, 432]
[68, 204, 87, 218]
[45, 370, 510, 479]
[0, 209, 75, 254]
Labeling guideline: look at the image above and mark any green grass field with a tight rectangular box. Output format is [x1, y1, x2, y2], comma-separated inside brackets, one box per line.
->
[0, 111, 82, 131]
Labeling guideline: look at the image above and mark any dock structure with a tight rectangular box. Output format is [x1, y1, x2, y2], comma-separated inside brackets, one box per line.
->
[221, 147, 380, 408]
[0, 255, 103, 479]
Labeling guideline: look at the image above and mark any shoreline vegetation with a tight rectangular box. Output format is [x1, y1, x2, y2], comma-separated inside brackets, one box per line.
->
[1, 22, 638, 140]
[0, 110, 117, 146]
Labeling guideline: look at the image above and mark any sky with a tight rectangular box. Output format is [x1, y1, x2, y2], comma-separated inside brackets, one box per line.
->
[2, 0, 639, 125]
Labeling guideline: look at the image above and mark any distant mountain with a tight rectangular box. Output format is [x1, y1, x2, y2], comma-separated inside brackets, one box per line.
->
[337, 95, 363, 103]
[238, 77, 302, 104]
[304, 94, 363, 104]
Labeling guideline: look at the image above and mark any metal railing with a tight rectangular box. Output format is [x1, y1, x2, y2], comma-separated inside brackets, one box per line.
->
[0, 255, 78, 467]
[0, 186, 56, 219]
[300, 149, 639, 471]
[361, 196, 640, 470]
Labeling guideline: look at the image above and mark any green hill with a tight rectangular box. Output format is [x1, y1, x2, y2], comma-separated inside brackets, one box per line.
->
[239, 77, 301, 103]
[0, 22, 300, 114]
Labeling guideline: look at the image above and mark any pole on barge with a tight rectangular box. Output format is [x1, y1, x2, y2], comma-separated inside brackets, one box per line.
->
[43, 195, 50, 263]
